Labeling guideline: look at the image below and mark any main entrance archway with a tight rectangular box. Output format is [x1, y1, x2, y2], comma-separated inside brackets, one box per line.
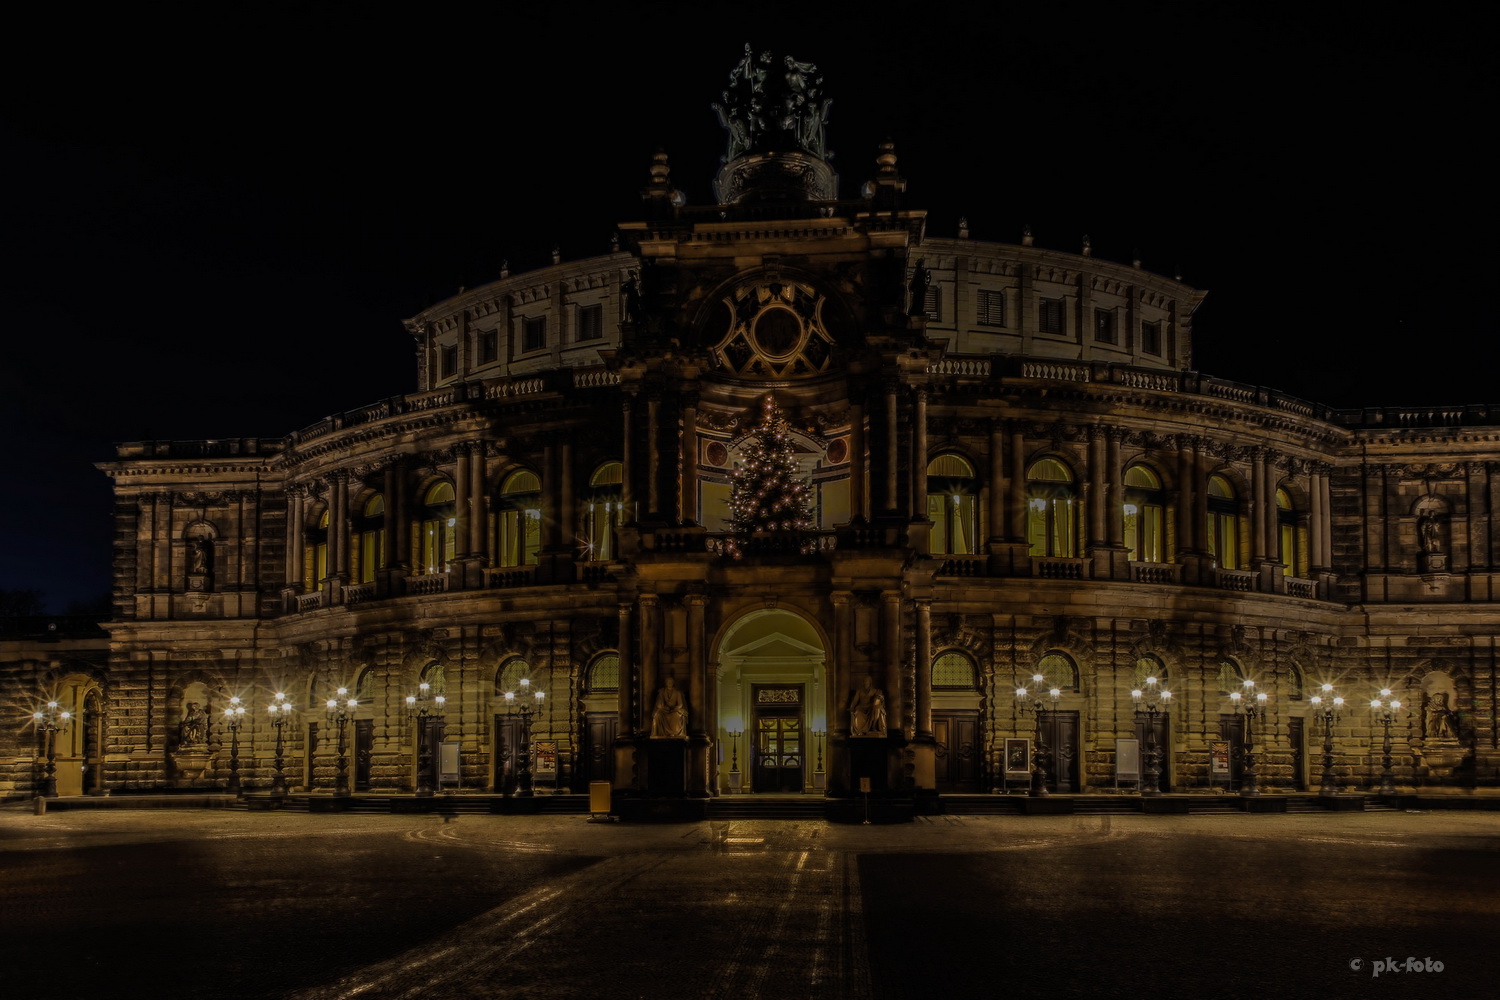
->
[715, 608, 827, 794]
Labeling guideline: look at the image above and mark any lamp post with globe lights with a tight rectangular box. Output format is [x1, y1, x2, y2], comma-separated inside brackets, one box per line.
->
[502, 677, 545, 797]
[1370, 688, 1403, 796]
[32, 700, 73, 798]
[266, 692, 293, 796]
[405, 682, 447, 797]
[1131, 675, 1172, 796]
[1309, 684, 1345, 797]
[1227, 678, 1269, 797]
[1015, 673, 1060, 797]
[325, 687, 358, 797]
[221, 696, 247, 795]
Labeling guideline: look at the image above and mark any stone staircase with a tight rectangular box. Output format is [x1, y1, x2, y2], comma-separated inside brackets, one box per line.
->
[708, 795, 828, 820]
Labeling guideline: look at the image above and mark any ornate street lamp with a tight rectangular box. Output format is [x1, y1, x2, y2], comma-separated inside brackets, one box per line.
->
[324, 687, 358, 797]
[1130, 675, 1173, 797]
[405, 682, 447, 797]
[32, 700, 73, 798]
[221, 696, 247, 796]
[502, 677, 544, 797]
[1370, 688, 1403, 796]
[267, 692, 293, 797]
[1309, 683, 1345, 797]
[1015, 673, 1061, 797]
[1227, 678, 1269, 797]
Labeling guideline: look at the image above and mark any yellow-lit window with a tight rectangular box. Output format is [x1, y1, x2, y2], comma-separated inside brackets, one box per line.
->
[1206, 475, 1240, 570]
[584, 462, 623, 562]
[354, 494, 385, 584]
[419, 482, 456, 574]
[1123, 465, 1166, 563]
[926, 453, 977, 554]
[1276, 488, 1306, 576]
[932, 651, 978, 689]
[1027, 458, 1076, 557]
[305, 508, 329, 590]
[499, 469, 542, 567]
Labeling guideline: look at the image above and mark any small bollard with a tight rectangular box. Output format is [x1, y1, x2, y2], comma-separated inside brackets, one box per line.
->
[34, 796, 46, 816]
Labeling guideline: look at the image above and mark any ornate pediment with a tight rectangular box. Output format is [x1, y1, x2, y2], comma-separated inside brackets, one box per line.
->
[711, 278, 836, 379]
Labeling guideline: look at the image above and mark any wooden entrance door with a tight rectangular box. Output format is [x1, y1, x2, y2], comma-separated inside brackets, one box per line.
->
[1134, 710, 1171, 792]
[1219, 714, 1245, 790]
[751, 685, 804, 793]
[354, 719, 374, 791]
[1038, 710, 1080, 792]
[1289, 716, 1307, 791]
[583, 712, 616, 788]
[494, 715, 522, 793]
[933, 711, 981, 792]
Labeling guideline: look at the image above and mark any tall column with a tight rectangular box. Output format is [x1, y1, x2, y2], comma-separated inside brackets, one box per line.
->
[616, 603, 634, 731]
[639, 594, 659, 735]
[687, 595, 706, 736]
[680, 395, 698, 525]
[987, 420, 1005, 544]
[1192, 438, 1208, 552]
[882, 592, 902, 734]
[914, 600, 932, 738]
[1008, 424, 1027, 543]
[647, 396, 660, 519]
[542, 441, 560, 549]
[849, 401, 866, 520]
[832, 593, 853, 736]
[1316, 466, 1333, 569]
[382, 466, 400, 568]
[285, 487, 305, 588]
[884, 382, 900, 514]
[1264, 453, 1280, 562]
[393, 457, 410, 569]
[1106, 429, 1124, 546]
[469, 444, 486, 559]
[1088, 425, 1106, 547]
[911, 388, 929, 520]
[1176, 436, 1195, 553]
[620, 396, 634, 522]
[328, 472, 349, 579]
[558, 440, 575, 554]
[1250, 448, 1266, 563]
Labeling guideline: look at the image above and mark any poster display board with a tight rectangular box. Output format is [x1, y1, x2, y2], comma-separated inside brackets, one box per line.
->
[438, 741, 461, 788]
[1004, 738, 1032, 780]
[534, 740, 558, 778]
[1115, 738, 1140, 784]
[1209, 740, 1232, 786]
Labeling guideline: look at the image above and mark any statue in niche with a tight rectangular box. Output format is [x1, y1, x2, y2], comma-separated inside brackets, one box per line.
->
[179, 702, 208, 747]
[190, 537, 212, 576]
[1419, 514, 1442, 555]
[848, 673, 888, 737]
[1426, 691, 1457, 741]
[649, 671, 688, 739]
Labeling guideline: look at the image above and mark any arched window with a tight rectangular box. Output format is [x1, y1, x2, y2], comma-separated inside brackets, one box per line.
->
[1206, 475, 1240, 570]
[1133, 655, 1169, 691]
[587, 653, 620, 692]
[353, 494, 385, 584]
[1276, 488, 1306, 577]
[1287, 661, 1305, 701]
[305, 507, 329, 590]
[584, 462, 623, 562]
[498, 469, 542, 567]
[932, 651, 979, 689]
[1027, 458, 1076, 557]
[496, 657, 533, 696]
[354, 667, 377, 704]
[1036, 651, 1078, 692]
[926, 454, 978, 555]
[419, 482, 456, 574]
[1123, 465, 1167, 563]
[421, 662, 447, 697]
[1216, 659, 1245, 695]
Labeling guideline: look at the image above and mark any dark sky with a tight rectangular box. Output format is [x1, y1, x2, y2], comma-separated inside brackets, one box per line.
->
[2, 5, 1495, 612]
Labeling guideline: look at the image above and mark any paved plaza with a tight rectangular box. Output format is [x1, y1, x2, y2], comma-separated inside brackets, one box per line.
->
[1, 805, 1496, 999]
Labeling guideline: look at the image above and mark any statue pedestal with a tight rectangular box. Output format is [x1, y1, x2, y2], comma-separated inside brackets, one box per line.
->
[171, 750, 214, 786]
[1413, 739, 1468, 787]
[644, 739, 688, 797]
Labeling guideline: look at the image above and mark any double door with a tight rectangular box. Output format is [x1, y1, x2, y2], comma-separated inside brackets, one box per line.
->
[933, 711, 981, 792]
[1036, 710, 1080, 793]
[752, 689, 804, 793]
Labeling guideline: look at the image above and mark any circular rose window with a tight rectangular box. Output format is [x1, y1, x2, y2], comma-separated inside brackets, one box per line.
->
[752, 306, 802, 360]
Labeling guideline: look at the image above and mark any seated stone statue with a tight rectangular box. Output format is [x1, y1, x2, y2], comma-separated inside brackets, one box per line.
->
[650, 672, 688, 739]
[849, 674, 887, 737]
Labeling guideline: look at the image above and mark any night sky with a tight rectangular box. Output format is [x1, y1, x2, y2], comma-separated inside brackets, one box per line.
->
[2, 5, 1495, 612]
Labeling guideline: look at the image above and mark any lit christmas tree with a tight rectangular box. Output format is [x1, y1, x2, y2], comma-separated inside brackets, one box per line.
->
[727, 396, 815, 538]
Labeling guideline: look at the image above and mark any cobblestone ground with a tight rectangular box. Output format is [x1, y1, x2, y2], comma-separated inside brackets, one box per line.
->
[1, 806, 1496, 999]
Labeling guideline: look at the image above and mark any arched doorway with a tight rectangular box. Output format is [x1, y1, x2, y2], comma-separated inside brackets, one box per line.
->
[715, 608, 827, 794]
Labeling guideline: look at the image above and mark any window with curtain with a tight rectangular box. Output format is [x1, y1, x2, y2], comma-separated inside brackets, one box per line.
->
[926, 453, 978, 554]
[354, 494, 385, 584]
[1027, 458, 1076, 557]
[584, 462, 623, 561]
[1122, 464, 1167, 562]
[498, 469, 542, 567]
[419, 481, 457, 574]
[1206, 475, 1240, 570]
[304, 507, 329, 590]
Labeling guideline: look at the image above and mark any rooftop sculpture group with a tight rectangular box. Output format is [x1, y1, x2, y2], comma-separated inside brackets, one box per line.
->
[713, 44, 832, 162]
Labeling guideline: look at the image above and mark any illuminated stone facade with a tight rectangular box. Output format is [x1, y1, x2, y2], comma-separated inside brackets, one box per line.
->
[9, 54, 1500, 805]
